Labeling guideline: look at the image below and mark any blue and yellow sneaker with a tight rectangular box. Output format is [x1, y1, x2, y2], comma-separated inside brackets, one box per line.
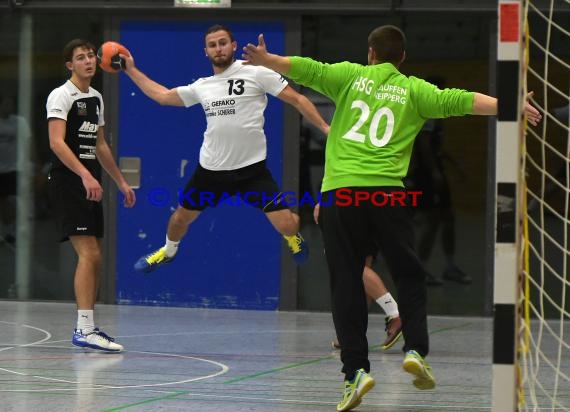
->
[284, 232, 309, 264]
[403, 350, 436, 390]
[337, 368, 375, 411]
[134, 247, 175, 273]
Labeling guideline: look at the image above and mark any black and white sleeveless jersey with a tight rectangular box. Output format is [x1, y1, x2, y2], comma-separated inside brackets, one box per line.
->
[46, 80, 105, 181]
[176, 60, 288, 171]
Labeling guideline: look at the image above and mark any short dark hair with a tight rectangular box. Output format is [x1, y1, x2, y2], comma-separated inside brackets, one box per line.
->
[367, 25, 406, 65]
[62, 38, 95, 64]
[204, 24, 235, 43]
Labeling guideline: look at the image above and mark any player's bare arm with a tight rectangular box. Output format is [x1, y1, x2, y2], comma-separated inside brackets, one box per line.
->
[122, 51, 184, 107]
[242, 34, 291, 75]
[48, 117, 103, 202]
[473, 91, 541, 126]
[277, 86, 330, 136]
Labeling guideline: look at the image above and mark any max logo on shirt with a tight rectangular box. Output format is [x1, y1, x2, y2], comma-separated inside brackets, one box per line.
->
[77, 101, 87, 116]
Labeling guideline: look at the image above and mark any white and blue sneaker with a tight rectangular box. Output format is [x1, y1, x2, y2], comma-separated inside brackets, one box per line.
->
[72, 328, 123, 353]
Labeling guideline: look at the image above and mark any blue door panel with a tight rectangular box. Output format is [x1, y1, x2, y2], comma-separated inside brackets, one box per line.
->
[116, 21, 285, 310]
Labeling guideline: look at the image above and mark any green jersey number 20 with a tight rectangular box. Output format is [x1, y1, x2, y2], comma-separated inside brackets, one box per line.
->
[342, 100, 395, 147]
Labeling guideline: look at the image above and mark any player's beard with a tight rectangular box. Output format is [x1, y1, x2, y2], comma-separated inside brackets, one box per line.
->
[209, 53, 234, 70]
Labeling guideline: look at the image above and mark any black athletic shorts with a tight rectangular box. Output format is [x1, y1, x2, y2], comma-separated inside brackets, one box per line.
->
[180, 160, 289, 212]
[0, 171, 17, 197]
[48, 169, 104, 242]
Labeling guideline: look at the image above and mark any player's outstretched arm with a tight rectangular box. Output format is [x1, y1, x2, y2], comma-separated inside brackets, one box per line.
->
[472, 91, 542, 126]
[242, 34, 291, 75]
[277, 86, 330, 136]
[121, 51, 184, 107]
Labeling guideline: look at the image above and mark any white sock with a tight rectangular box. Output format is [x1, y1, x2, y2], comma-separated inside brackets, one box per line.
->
[77, 310, 95, 334]
[376, 293, 399, 319]
[164, 235, 180, 257]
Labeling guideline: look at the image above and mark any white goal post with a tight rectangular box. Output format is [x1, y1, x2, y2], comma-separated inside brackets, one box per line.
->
[493, 2, 525, 411]
[493, 1, 570, 411]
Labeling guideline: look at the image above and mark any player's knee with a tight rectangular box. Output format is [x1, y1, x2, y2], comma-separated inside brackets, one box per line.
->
[81, 248, 103, 267]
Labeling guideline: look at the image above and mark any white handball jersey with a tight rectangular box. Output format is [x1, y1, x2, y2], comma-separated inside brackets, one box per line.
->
[177, 60, 288, 171]
[46, 80, 105, 179]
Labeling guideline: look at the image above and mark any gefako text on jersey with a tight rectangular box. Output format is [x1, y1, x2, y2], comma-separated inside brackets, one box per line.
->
[176, 60, 287, 171]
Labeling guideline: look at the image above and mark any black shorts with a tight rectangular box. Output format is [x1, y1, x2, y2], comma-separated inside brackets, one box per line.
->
[180, 160, 288, 212]
[0, 171, 17, 197]
[48, 170, 104, 242]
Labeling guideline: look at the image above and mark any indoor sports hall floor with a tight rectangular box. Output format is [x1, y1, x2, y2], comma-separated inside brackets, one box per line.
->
[0, 300, 496, 412]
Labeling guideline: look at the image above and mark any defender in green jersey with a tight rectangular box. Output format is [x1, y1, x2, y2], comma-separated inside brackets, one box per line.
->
[243, 25, 541, 411]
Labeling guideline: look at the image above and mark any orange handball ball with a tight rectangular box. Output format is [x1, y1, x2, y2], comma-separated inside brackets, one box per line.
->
[97, 41, 130, 73]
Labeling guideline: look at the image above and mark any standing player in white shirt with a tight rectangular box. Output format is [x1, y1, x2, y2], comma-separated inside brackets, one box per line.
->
[46, 39, 136, 352]
[123, 24, 329, 273]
